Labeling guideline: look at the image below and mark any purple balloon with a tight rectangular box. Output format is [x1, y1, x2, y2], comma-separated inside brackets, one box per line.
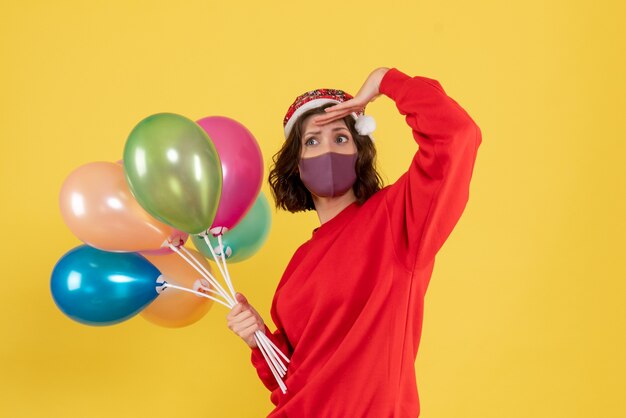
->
[196, 116, 263, 234]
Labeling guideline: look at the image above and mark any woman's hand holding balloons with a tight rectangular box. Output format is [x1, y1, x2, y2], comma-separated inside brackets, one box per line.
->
[226, 292, 265, 348]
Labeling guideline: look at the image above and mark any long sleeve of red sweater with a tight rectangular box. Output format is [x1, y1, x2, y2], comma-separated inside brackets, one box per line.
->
[380, 68, 482, 274]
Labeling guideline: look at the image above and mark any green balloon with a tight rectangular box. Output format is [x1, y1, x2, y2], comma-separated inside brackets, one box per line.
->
[192, 192, 271, 263]
[124, 113, 222, 234]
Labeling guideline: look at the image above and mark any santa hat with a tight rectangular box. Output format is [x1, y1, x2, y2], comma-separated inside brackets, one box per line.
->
[283, 88, 376, 142]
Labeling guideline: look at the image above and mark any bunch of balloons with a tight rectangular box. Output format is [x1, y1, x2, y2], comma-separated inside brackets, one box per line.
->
[52, 113, 290, 392]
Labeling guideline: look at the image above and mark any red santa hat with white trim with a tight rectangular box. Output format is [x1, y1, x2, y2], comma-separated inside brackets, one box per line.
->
[282, 88, 376, 142]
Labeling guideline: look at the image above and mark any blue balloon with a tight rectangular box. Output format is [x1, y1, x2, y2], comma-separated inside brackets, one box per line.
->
[50, 245, 161, 326]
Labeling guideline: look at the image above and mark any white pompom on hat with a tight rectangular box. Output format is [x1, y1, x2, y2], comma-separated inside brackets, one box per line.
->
[353, 113, 376, 137]
[283, 88, 375, 142]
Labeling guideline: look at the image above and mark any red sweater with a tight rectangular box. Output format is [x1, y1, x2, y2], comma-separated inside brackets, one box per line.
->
[250, 68, 482, 417]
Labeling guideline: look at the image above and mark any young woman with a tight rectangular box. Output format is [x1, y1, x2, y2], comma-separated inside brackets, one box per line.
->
[226, 67, 482, 417]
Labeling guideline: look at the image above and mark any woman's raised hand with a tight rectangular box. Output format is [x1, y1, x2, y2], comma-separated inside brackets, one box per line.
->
[226, 292, 266, 348]
[314, 67, 390, 125]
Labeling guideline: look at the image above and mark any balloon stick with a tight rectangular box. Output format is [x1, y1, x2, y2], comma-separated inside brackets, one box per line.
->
[256, 330, 287, 376]
[216, 233, 237, 301]
[161, 282, 232, 309]
[255, 333, 287, 393]
[202, 234, 236, 301]
[168, 244, 235, 306]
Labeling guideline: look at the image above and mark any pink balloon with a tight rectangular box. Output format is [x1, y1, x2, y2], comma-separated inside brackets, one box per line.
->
[196, 116, 263, 233]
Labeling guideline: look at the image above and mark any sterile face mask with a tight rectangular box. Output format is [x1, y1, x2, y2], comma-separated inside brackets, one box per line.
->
[298, 152, 358, 198]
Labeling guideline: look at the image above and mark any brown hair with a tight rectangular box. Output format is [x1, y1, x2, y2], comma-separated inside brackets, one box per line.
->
[268, 103, 384, 212]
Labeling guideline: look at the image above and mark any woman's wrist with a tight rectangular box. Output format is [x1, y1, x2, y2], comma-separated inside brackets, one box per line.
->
[373, 67, 390, 94]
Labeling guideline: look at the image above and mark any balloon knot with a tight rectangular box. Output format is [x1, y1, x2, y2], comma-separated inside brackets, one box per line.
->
[155, 276, 167, 294]
[209, 226, 229, 236]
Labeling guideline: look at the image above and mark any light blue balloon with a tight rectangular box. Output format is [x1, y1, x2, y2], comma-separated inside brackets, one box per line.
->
[192, 192, 271, 263]
[50, 245, 161, 326]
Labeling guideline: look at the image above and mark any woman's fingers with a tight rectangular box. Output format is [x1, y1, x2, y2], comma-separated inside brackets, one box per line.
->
[235, 292, 248, 305]
[313, 100, 365, 125]
[234, 317, 263, 348]
[323, 101, 352, 112]
[224, 294, 265, 348]
[314, 108, 359, 125]
[226, 300, 254, 322]
[226, 303, 243, 320]
[227, 310, 252, 328]
[233, 315, 258, 334]
[240, 324, 261, 343]
[325, 101, 364, 115]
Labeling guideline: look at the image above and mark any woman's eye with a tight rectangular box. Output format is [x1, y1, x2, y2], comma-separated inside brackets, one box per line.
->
[336, 135, 349, 143]
[305, 138, 318, 146]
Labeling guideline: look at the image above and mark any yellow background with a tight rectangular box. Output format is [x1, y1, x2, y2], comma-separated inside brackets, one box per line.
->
[1, 1, 624, 417]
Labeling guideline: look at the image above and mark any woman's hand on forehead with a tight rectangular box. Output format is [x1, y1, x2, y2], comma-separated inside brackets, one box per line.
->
[314, 67, 389, 125]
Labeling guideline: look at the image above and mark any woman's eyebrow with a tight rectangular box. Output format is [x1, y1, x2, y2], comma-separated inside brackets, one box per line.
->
[304, 126, 349, 139]
[305, 126, 348, 135]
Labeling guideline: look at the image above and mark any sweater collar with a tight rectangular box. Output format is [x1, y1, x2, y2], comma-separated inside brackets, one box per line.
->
[310, 201, 360, 239]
